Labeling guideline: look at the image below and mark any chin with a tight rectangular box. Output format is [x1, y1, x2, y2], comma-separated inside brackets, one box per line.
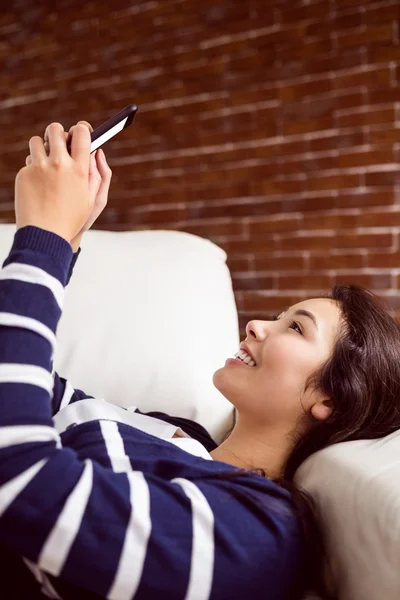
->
[212, 367, 234, 404]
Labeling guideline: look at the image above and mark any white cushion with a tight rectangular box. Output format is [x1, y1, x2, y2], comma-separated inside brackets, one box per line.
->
[0, 225, 238, 444]
[295, 430, 400, 600]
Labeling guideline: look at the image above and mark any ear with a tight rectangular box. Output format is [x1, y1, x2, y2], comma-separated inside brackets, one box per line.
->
[311, 399, 334, 421]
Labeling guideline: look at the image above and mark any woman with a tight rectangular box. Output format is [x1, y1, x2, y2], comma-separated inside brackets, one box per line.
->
[1, 121, 400, 600]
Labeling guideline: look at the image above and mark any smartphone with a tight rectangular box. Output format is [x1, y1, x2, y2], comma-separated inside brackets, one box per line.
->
[66, 104, 138, 155]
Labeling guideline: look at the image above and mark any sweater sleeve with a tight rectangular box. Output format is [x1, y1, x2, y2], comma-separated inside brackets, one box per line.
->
[52, 244, 96, 415]
[0, 225, 303, 600]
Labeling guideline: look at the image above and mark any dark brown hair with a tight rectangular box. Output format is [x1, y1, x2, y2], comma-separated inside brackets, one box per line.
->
[273, 283, 400, 597]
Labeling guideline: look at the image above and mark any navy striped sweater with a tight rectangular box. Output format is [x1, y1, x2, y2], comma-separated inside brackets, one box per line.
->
[0, 225, 305, 600]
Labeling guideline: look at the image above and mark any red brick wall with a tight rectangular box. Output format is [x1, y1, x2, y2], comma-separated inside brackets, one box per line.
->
[1, 0, 399, 338]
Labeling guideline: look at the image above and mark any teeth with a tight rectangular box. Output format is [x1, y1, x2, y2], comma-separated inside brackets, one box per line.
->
[234, 350, 256, 367]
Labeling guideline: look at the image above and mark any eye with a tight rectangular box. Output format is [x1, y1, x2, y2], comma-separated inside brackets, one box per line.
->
[289, 320, 303, 335]
[272, 315, 303, 335]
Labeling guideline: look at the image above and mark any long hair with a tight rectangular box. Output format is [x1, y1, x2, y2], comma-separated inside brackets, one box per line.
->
[274, 283, 400, 597]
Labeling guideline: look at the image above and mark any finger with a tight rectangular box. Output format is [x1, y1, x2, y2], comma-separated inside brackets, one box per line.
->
[70, 123, 91, 170]
[88, 152, 102, 198]
[96, 148, 112, 177]
[29, 136, 47, 163]
[90, 156, 112, 215]
[77, 120, 93, 133]
[44, 122, 67, 160]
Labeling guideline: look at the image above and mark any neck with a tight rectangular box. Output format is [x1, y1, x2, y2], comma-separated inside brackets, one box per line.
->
[210, 414, 293, 480]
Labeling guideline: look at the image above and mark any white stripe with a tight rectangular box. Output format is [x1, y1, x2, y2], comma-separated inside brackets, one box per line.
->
[100, 420, 133, 473]
[59, 379, 75, 411]
[0, 425, 61, 449]
[38, 460, 93, 576]
[0, 363, 54, 394]
[0, 311, 57, 354]
[107, 471, 151, 600]
[0, 262, 65, 310]
[22, 558, 63, 599]
[0, 459, 48, 517]
[172, 478, 215, 600]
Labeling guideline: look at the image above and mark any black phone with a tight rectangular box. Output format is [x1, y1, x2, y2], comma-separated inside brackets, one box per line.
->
[66, 104, 138, 155]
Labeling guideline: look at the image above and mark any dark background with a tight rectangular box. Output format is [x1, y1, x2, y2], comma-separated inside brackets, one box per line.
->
[1, 0, 399, 338]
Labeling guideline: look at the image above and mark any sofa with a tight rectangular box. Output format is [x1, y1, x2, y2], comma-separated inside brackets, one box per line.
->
[1, 223, 399, 600]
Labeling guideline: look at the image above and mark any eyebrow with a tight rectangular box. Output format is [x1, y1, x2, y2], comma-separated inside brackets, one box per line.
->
[280, 308, 319, 331]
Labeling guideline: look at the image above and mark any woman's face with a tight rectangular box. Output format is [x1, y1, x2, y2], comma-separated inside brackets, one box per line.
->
[213, 298, 342, 428]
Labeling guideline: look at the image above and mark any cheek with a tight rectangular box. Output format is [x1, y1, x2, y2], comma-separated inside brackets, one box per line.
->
[259, 337, 314, 395]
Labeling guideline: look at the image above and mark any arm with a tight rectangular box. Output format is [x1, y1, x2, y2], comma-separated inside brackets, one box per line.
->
[0, 226, 303, 599]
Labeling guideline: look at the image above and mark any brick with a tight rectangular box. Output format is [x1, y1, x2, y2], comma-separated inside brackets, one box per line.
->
[229, 161, 282, 184]
[280, 77, 332, 101]
[365, 171, 400, 186]
[258, 23, 309, 46]
[302, 213, 359, 230]
[334, 68, 391, 91]
[338, 108, 395, 129]
[337, 24, 393, 49]
[278, 274, 332, 290]
[280, 234, 334, 252]
[368, 252, 400, 269]
[230, 87, 278, 106]
[280, 37, 332, 60]
[189, 199, 281, 220]
[280, 1, 329, 24]
[252, 179, 304, 196]
[220, 237, 278, 255]
[306, 174, 360, 191]
[369, 45, 400, 63]
[249, 216, 302, 234]
[283, 115, 334, 136]
[284, 195, 337, 212]
[278, 60, 306, 79]
[335, 91, 364, 111]
[306, 12, 362, 37]
[277, 139, 309, 157]
[242, 293, 308, 313]
[369, 128, 400, 145]
[182, 221, 244, 238]
[333, 273, 391, 290]
[365, 3, 400, 25]
[336, 190, 395, 208]
[254, 255, 306, 272]
[310, 253, 364, 270]
[358, 210, 400, 228]
[232, 275, 275, 291]
[335, 0, 370, 6]
[337, 148, 395, 168]
[283, 154, 337, 175]
[282, 97, 336, 120]
[309, 131, 364, 152]
[130, 207, 189, 225]
[335, 233, 393, 250]
[369, 88, 400, 105]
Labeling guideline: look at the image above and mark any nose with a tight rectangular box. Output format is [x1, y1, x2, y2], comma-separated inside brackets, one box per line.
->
[245, 319, 269, 341]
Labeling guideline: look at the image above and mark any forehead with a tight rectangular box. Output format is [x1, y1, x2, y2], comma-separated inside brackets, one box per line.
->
[291, 297, 341, 319]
